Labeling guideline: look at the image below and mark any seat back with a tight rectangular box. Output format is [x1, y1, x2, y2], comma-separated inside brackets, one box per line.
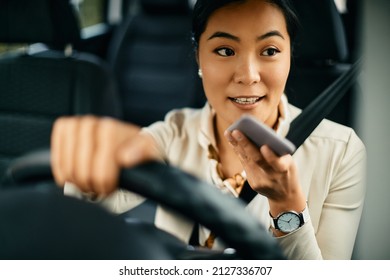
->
[0, 0, 123, 183]
[108, 0, 205, 127]
[286, 0, 354, 126]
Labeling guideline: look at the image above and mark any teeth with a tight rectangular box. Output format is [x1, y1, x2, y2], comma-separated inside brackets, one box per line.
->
[232, 97, 261, 104]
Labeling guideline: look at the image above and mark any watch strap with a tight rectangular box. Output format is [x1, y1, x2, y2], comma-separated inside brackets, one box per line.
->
[300, 205, 310, 224]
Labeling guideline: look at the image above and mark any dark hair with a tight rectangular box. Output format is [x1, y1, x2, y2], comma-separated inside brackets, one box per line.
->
[192, 0, 299, 51]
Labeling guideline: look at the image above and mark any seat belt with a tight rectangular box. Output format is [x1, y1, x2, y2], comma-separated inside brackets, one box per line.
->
[286, 58, 362, 149]
[241, 58, 363, 204]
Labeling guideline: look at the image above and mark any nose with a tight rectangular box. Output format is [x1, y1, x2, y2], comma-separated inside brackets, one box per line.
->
[233, 55, 261, 85]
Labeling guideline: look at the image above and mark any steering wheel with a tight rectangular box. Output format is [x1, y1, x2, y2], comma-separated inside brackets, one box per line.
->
[0, 149, 285, 260]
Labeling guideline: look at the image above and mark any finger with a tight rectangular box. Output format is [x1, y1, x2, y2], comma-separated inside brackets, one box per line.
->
[260, 145, 292, 173]
[229, 130, 264, 165]
[224, 130, 237, 146]
[51, 117, 80, 187]
[51, 117, 67, 187]
[60, 117, 80, 186]
[90, 118, 121, 195]
[73, 116, 98, 192]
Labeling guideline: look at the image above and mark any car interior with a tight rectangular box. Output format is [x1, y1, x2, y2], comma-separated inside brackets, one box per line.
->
[0, 0, 123, 181]
[285, 0, 355, 127]
[106, 0, 206, 127]
[2, 0, 385, 261]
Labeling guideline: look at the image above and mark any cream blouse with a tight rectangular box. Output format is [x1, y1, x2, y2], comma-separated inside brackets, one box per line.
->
[65, 96, 366, 260]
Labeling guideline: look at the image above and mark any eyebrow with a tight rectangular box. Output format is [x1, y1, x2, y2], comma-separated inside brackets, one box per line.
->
[207, 30, 285, 41]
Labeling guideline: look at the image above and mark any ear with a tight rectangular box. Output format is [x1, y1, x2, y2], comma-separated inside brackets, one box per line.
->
[195, 49, 200, 66]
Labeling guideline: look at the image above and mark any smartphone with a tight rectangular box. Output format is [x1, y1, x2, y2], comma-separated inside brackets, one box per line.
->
[227, 115, 296, 156]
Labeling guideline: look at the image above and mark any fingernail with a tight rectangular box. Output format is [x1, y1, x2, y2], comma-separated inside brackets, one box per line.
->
[224, 130, 234, 142]
[232, 130, 243, 141]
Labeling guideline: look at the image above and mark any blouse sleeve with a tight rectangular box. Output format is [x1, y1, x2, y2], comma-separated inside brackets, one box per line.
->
[276, 129, 366, 259]
[315, 130, 366, 259]
[142, 108, 191, 162]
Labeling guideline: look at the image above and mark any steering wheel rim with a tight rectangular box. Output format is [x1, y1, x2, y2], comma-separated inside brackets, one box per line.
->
[1, 149, 285, 260]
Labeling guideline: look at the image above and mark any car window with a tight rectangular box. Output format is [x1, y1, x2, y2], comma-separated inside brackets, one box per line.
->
[72, 0, 106, 28]
[0, 0, 106, 55]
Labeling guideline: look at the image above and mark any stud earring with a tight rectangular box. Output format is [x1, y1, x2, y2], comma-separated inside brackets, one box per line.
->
[198, 69, 203, 78]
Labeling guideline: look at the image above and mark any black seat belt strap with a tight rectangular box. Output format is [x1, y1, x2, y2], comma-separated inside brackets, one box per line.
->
[239, 180, 257, 204]
[286, 58, 362, 149]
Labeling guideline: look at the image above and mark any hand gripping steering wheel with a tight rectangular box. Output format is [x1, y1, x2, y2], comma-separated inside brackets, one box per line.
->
[0, 149, 285, 260]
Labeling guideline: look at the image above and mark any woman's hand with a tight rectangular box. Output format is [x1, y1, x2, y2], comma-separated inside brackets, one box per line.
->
[225, 129, 306, 217]
[51, 115, 160, 196]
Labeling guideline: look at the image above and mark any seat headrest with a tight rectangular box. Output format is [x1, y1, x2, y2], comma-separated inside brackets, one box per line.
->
[140, 0, 191, 15]
[0, 0, 80, 47]
[292, 0, 349, 63]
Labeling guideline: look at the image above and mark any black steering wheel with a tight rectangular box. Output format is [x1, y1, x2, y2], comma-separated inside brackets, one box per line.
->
[0, 149, 285, 260]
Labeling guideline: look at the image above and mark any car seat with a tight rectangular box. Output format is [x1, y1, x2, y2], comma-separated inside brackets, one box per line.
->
[287, 0, 355, 127]
[0, 0, 123, 184]
[107, 0, 206, 127]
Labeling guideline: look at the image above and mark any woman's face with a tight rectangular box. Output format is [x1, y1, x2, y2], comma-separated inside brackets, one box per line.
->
[198, 0, 291, 130]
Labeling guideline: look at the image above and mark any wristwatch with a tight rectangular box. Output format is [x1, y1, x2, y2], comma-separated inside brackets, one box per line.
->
[270, 206, 309, 233]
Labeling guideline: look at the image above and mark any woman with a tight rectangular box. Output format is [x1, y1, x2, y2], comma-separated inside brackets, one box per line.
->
[51, 0, 366, 259]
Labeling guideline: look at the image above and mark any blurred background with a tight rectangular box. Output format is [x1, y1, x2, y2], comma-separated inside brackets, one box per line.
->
[352, 0, 390, 260]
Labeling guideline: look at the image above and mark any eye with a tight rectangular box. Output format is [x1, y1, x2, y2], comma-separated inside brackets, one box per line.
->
[215, 47, 235, 57]
[261, 47, 280, 56]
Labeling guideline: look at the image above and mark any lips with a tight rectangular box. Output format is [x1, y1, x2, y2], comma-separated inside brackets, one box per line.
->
[229, 96, 263, 105]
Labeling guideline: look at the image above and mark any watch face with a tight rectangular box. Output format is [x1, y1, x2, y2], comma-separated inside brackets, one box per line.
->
[276, 212, 301, 233]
